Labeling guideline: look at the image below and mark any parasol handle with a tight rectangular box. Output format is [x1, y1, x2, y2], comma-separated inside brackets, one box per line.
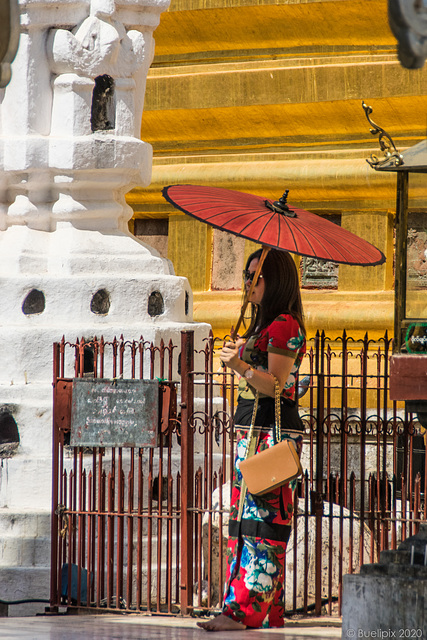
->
[231, 246, 270, 341]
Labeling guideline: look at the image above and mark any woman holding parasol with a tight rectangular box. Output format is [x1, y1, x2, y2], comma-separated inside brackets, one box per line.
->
[162, 184, 385, 630]
[197, 247, 306, 630]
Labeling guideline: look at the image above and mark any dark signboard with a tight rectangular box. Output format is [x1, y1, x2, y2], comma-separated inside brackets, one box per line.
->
[70, 378, 159, 448]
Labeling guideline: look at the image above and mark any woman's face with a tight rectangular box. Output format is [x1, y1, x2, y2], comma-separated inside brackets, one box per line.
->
[245, 258, 265, 305]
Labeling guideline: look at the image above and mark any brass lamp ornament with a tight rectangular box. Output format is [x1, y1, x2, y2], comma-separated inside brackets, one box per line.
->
[362, 101, 404, 169]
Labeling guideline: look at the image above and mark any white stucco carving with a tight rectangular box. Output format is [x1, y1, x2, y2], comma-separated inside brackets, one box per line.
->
[0, 0, 169, 231]
[48, 16, 145, 78]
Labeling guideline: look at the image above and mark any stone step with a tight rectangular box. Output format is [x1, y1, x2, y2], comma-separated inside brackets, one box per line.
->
[0, 530, 183, 569]
[0, 510, 51, 538]
[0, 536, 51, 567]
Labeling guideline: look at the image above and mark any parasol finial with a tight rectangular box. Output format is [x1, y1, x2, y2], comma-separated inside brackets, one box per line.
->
[265, 190, 296, 217]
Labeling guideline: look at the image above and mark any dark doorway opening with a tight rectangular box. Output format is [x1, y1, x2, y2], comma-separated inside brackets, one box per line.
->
[91, 75, 115, 131]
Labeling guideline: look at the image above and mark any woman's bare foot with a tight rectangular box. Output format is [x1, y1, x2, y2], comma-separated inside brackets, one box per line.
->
[196, 613, 247, 632]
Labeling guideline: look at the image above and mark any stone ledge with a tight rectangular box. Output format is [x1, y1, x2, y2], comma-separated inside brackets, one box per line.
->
[0, 511, 51, 538]
[0, 537, 51, 568]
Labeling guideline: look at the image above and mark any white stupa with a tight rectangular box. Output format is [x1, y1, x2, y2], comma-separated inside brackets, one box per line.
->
[0, 0, 208, 614]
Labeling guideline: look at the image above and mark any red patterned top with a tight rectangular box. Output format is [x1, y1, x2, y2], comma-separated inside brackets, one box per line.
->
[238, 314, 306, 401]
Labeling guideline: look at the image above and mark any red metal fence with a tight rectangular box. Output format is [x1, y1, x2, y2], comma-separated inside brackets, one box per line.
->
[50, 330, 426, 617]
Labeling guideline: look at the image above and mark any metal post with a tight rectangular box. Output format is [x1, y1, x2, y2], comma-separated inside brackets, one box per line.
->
[50, 343, 60, 611]
[359, 334, 369, 566]
[394, 171, 409, 352]
[340, 330, 348, 508]
[314, 332, 325, 616]
[180, 331, 194, 614]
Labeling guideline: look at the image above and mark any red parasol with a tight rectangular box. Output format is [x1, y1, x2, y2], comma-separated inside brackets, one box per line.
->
[162, 184, 386, 335]
[162, 185, 385, 266]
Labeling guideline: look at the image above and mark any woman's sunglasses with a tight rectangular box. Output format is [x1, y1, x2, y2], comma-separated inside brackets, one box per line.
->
[242, 270, 264, 284]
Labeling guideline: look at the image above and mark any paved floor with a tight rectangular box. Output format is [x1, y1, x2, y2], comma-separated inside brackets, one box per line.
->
[0, 614, 342, 640]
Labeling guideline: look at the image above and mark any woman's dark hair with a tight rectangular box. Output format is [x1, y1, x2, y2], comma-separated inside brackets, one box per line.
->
[243, 248, 306, 337]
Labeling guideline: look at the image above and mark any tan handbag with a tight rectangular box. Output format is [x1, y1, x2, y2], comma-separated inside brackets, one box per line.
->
[240, 438, 302, 496]
[239, 376, 303, 497]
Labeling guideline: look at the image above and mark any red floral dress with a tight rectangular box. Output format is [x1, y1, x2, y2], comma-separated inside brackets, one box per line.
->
[221, 314, 305, 628]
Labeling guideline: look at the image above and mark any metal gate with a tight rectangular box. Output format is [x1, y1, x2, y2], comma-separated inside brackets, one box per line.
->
[50, 330, 426, 617]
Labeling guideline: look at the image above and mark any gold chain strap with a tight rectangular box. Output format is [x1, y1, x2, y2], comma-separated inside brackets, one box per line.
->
[243, 374, 281, 461]
[237, 374, 282, 522]
[274, 374, 281, 445]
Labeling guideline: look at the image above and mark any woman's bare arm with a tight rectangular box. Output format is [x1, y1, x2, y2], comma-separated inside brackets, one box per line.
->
[220, 341, 294, 397]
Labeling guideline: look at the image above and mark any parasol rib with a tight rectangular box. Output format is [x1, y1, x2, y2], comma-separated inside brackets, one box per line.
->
[238, 210, 277, 243]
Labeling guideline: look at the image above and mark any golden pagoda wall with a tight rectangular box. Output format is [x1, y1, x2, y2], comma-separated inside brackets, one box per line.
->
[127, 0, 427, 341]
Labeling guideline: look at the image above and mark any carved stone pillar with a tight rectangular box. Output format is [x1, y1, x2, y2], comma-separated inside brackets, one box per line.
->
[0, 0, 208, 615]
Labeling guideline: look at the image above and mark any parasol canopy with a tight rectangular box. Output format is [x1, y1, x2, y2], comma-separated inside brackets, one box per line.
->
[162, 184, 386, 267]
[162, 184, 386, 338]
